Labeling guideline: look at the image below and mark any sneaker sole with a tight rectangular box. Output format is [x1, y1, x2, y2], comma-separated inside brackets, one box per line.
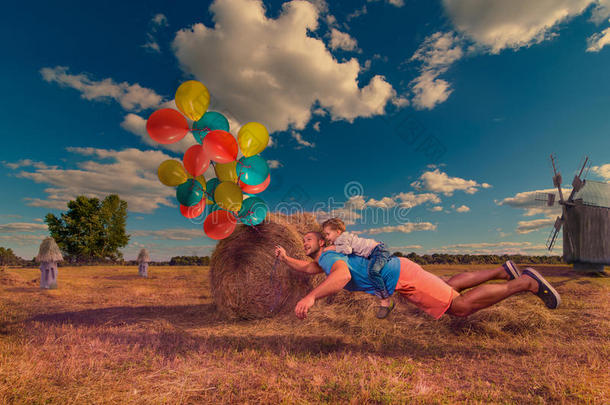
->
[523, 268, 561, 309]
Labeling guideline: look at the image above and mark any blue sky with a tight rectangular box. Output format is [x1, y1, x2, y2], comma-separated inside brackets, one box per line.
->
[2, 0, 610, 260]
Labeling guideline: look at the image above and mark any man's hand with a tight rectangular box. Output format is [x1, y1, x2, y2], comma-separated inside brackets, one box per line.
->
[275, 245, 287, 260]
[295, 295, 315, 319]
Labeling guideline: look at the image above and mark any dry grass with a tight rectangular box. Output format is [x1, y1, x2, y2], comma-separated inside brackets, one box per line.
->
[0, 264, 608, 404]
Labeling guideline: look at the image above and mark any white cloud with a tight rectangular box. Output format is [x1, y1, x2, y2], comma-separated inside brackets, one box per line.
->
[409, 31, 463, 109]
[40, 66, 163, 111]
[367, 0, 405, 7]
[346, 5, 367, 21]
[172, 0, 397, 133]
[291, 131, 315, 148]
[14, 147, 177, 213]
[152, 13, 168, 26]
[455, 204, 470, 213]
[143, 13, 169, 53]
[587, 27, 610, 51]
[0, 223, 48, 232]
[130, 228, 205, 241]
[3, 159, 56, 170]
[267, 159, 283, 169]
[496, 187, 566, 217]
[442, 0, 595, 54]
[344, 195, 367, 210]
[395, 192, 441, 208]
[357, 222, 437, 235]
[329, 28, 358, 51]
[410, 169, 489, 196]
[429, 206, 443, 212]
[312, 122, 321, 132]
[436, 241, 551, 255]
[366, 196, 397, 209]
[516, 218, 556, 234]
[591, 163, 610, 179]
[389, 245, 423, 250]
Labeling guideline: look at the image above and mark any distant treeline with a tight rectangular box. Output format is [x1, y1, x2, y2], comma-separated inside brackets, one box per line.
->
[392, 252, 564, 265]
[2, 245, 563, 267]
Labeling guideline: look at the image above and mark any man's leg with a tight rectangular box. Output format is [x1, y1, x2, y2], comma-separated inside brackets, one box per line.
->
[446, 265, 510, 292]
[447, 275, 538, 317]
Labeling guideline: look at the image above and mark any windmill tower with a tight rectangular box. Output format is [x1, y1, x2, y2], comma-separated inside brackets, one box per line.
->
[543, 155, 610, 273]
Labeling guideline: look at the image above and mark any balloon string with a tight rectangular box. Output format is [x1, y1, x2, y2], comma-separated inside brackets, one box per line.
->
[190, 127, 211, 132]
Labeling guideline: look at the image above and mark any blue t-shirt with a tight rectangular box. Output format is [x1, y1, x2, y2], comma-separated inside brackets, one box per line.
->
[317, 251, 401, 296]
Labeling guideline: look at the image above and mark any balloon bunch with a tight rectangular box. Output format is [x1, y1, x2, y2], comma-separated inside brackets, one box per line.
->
[148, 81, 270, 240]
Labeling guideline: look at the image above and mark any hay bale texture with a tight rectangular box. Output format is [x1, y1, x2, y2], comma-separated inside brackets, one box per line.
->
[210, 213, 322, 319]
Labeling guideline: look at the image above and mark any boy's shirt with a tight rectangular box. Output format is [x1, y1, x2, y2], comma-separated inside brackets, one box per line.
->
[333, 232, 379, 257]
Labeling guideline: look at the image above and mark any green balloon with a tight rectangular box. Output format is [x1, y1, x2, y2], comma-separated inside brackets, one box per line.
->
[176, 179, 204, 206]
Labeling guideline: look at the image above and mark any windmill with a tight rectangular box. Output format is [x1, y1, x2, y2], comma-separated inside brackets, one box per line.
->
[539, 155, 610, 273]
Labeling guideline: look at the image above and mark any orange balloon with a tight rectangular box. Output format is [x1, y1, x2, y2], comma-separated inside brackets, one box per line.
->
[203, 209, 237, 240]
[202, 130, 238, 163]
[183, 144, 210, 177]
[146, 109, 189, 144]
[238, 174, 270, 194]
[180, 199, 206, 219]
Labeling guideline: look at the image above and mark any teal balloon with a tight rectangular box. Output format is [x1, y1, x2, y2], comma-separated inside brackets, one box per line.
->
[205, 177, 220, 203]
[192, 111, 230, 144]
[238, 197, 268, 226]
[236, 155, 269, 185]
[176, 179, 204, 206]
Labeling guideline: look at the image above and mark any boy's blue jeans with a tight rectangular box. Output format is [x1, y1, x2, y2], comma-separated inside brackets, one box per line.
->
[368, 242, 392, 299]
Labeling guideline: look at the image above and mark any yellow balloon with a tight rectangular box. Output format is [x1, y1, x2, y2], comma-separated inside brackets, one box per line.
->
[175, 80, 210, 122]
[214, 181, 243, 212]
[158, 160, 188, 187]
[214, 161, 238, 183]
[238, 122, 269, 157]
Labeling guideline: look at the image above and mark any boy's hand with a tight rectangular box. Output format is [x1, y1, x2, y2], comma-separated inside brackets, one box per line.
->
[275, 245, 287, 260]
[323, 245, 336, 251]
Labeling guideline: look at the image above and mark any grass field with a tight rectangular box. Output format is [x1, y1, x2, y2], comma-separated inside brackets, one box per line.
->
[1, 264, 608, 404]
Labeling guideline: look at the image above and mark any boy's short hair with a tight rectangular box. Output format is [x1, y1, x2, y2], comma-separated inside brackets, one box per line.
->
[321, 218, 346, 232]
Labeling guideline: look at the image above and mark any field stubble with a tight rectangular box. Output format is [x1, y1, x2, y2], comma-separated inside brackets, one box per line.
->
[0, 264, 608, 404]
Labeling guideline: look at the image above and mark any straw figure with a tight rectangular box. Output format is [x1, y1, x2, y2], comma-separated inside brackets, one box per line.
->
[137, 248, 150, 278]
[36, 237, 63, 289]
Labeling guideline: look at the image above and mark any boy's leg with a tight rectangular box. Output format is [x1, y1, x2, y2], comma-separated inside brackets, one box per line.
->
[368, 244, 392, 304]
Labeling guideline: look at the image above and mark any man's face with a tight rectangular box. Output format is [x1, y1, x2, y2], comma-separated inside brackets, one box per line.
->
[303, 233, 323, 256]
[323, 226, 341, 244]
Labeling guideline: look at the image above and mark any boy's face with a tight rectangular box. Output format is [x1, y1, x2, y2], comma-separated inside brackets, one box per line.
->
[323, 226, 342, 244]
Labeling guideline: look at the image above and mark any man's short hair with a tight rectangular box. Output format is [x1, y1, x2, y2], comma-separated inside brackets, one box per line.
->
[305, 231, 324, 241]
[321, 218, 346, 232]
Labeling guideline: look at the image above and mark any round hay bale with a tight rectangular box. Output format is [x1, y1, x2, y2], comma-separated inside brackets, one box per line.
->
[210, 213, 320, 319]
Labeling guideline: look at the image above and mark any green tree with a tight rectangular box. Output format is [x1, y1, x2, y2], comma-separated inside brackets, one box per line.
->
[0, 247, 21, 265]
[45, 195, 130, 262]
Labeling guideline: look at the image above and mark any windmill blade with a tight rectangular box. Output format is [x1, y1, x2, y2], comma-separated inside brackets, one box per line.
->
[550, 154, 565, 203]
[565, 156, 589, 203]
[534, 192, 556, 206]
[546, 215, 563, 251]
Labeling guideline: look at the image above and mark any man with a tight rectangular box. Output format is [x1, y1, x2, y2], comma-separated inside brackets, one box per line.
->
[275, 231, 560, 320]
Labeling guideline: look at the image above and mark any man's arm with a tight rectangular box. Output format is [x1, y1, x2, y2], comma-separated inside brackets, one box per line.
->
[295, 261, 351, 319]
[275, 245, 323, 274]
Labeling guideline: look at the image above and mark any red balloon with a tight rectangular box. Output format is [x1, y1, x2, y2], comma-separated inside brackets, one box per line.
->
[147, 109, 189, 144]
[183, 145, 210, 177]
[238, 173, 270, 194]
[202, 130, 238, 163]
[204, 209, 237, 240]
[180, 199, 206, 218]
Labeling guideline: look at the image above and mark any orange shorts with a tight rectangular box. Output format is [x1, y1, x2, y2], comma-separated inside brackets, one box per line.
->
[395, 258, 460, 319]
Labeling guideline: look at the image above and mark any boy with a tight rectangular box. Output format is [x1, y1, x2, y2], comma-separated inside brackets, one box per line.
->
[321, 218, 394, 319]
